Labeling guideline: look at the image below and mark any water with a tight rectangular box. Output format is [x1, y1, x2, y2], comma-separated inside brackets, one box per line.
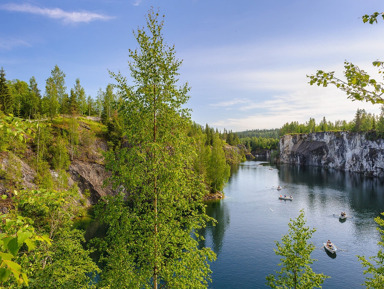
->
[202, 161, 384, 288]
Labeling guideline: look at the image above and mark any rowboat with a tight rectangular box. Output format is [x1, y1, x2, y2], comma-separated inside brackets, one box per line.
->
[278, 195, 293, 201]
[323, 242, 337, 254]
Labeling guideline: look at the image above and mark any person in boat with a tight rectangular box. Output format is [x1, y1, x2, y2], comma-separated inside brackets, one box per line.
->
[284, 194, 286, 198]
[290, 195, 292, 198]
[326, 240, 332, 248]
[341, 211, 346, 217]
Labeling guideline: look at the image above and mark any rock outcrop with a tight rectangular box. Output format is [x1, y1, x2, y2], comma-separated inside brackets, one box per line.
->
[279, 132, 384, 177]
[69, 160, 113, 204]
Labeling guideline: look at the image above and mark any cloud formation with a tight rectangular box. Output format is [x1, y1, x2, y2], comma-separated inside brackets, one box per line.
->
[132, 0, 143, 6]
[1, 3, 113, 24]
[0, 38, 30, 50]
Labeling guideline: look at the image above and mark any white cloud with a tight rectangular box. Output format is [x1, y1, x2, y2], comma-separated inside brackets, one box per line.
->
[181, 28, 384, 131]
[1, 3, 114, 24]
[132, 0, 143, 6]
[0, 38, 30, 50]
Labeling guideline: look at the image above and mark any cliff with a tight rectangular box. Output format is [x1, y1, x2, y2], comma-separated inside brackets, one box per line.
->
[279, 132, 384, 177]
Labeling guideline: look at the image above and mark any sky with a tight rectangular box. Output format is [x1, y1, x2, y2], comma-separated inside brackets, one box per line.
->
[1, 0, 384, 132]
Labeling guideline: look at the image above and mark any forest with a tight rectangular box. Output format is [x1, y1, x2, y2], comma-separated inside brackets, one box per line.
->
[0, 10, 247, 288]
[1, 7, 384, 289]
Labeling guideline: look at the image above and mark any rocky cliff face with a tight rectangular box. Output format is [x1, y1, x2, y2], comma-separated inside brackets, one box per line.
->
[279, 132, 384, 177]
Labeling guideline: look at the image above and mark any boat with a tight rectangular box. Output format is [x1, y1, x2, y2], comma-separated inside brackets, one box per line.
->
[277, 186, 282, 191]
[323, 242, 337, 254]
[278, 195, 293, 201]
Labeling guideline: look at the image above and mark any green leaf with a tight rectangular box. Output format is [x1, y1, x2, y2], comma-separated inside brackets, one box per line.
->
[3, 259, 22, 282]
[17, 230, 33, 248]
[0, 267, 11, 283]
[24, 239, 36, 252]
[0, 252, 14, 261]
[7, 238, 19, 256]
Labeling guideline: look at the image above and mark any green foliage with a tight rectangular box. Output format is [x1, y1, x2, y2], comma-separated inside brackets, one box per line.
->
[0, 114, 34, 154]
[308, 12, 384, 105]
[241, 136, 279, 151]
[236, 128, 280, 139]
[207, 133, 230, 193]
[278, 115, 359, 136]
[362, 12, 384, 24]
[358, 212, 384, 288]
[50, 136, 70, 171]
[13, 189, 99, 288]
[352, 108, 375, 132]
[101, 84, 115, 124]
[27, 76, 42, 119]
[0, 213, 51, 287]
[8, 79, 29, 118]
[99, 9, 215, 288]
[43, 65, 67, 119]
[0, 67, 13, 115]
[266, 210, 329, 288]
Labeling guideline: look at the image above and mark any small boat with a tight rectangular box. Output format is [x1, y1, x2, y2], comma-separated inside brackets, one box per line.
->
[339, 212, 347, 220]
[278, 195, 293, 201]
[277, 186, 282, 191]
[323, 242, 337, 254]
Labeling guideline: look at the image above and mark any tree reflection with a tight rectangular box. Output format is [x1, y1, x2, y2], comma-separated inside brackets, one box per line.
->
[199, 200, 230, 256]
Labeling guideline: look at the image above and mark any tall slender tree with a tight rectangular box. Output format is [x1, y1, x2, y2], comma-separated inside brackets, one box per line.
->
[28, 76, 41, 119]
[101, 84, 115, 123]
[99, 9, 215, 288]
[73, 78, 86, 115]
[266, 210, 329, 288]
[43, 65, 66, 119]
[0, 67, 13, 114]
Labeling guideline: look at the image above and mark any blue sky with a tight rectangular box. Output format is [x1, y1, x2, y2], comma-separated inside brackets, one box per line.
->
[1, 0, 384, 131]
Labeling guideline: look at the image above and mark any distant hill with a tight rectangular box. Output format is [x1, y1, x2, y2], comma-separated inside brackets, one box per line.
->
[236, 128, 280, 139]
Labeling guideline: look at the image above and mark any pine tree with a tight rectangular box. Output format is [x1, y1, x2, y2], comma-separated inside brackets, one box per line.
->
[99, 9, 215, 288]
[0, 67, 13, 114]
[28, 76, 41, 119]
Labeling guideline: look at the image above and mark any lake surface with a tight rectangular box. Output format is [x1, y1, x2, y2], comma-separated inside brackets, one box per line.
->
[201, 161, 384, 288]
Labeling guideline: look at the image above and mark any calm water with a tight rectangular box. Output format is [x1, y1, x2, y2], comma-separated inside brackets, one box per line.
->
[201, 161, 384, 288]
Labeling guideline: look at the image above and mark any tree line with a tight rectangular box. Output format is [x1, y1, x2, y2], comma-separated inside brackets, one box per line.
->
[279, 108, 384, 136]
[0, 10, 236, 288]
[1, 7, 384, 289]
[0, 66, 116, 123]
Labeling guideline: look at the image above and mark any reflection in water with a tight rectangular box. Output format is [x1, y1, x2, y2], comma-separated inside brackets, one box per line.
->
[200, 201, 230, 256]
[277, 163, 384, 246]
[278, 164, 384, 214]
[324, 248, 337, 259]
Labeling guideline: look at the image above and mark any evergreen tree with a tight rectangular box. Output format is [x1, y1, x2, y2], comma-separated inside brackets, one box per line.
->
[266, 210, 329, 288]
[99, 10, 215, 288]
[28, 76, 41, 119]
[95, 89, 103, 118]
[86, 95, 94, 116]
[73, 78, 86, 115]
[101, 84, 115, 123]
[0, 67, 13, 114]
